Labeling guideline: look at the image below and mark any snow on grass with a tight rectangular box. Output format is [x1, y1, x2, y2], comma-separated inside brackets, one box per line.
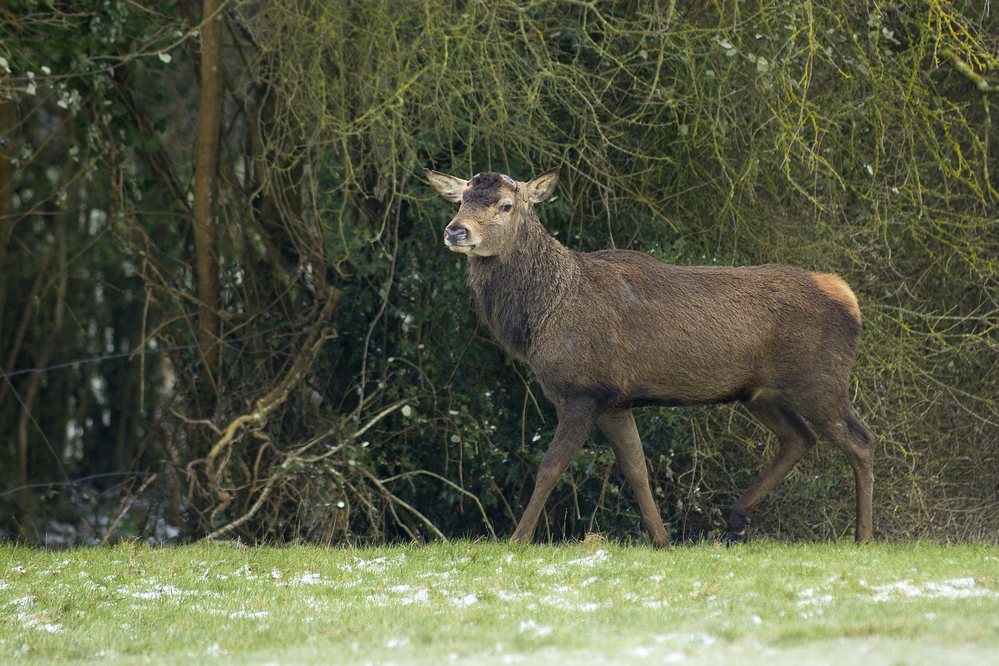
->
[20, 617, 64, 634]
[2, 542, 997, 665]
[123, 583, 203, 600]
[539, 548, 608, 575]
[450, 592, 478, 607]
[401, 587, 430, 605]
[293, 571, 322, 585]
[8, 594, 65, 635]
[866, 577, 998, 601]
[518, 619, 553, 638]
[796, 586, 835, 618]
[224, 610, 270, 619]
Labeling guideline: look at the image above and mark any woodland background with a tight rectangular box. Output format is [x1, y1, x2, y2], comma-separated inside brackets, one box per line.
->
[0, 0, 996, 546]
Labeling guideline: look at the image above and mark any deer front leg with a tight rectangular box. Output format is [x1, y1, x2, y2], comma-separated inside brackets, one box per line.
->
[511, 403, 596, 544]
[597, 409, 670, 548]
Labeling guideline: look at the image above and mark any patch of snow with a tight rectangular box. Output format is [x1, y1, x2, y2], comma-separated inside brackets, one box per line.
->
[344, 556, 389, 573]
[18, 612, 63, 634]
[386, 637, 410, 649]
[451, 592, 478, 607]
[867, 578, 997, 602]
[797, 587, 833, 616]
[496, 590, 526, 602]
[540, 549, 609, 575]
[227, 610, 270, 619]
[566, 549, 609, 567]
[399, 588, 430, 606]
[518, 619, 553, 637]
[9, 596, 34, 607]
[400, 588, 429, 605]
[0, 581, 11, 590]
[126, 584, 199, 600]
[294, 572, 321, 585]
[626, 645, 654, 658]
[655, 632, 717, 647]
[419, 569, 452, 581]
[219, 563, 255, 580]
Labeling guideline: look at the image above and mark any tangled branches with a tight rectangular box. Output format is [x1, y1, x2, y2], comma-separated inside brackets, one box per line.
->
[1, 1, 995, 544]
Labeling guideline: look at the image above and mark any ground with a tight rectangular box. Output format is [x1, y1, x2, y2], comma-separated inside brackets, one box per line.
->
[1, 540, 997, 664]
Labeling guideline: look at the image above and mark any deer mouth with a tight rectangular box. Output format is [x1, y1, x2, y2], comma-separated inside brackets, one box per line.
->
[444, 239, 476, 254]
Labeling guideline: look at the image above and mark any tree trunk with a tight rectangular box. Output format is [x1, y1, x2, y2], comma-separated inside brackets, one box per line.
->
[0, 99, 16, 348]
[192, 0, 224, 383]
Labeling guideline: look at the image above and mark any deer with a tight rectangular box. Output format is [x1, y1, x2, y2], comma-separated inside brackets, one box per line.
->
[425, 166, 875, 546]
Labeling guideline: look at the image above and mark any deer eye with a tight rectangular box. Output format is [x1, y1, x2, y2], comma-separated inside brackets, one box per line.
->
[500, 203, 513, 213]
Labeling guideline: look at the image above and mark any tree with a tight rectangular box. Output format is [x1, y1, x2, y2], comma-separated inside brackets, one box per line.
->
[191, 0, 224, 384]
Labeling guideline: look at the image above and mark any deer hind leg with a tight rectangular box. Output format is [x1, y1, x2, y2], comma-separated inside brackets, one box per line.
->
[842, 411, 875, 543]
[795, 399, 875, 544]
[511, 401, 596, 544]
[597, 409, 670, 548]
[726, 393, 817, 544]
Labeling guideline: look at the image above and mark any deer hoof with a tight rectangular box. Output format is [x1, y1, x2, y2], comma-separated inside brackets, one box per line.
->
[723, 530, 746, 547]
[724, 511, 751, 546]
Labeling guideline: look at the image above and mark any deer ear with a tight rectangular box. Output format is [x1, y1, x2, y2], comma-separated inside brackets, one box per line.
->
[523, 167, 560, 204]
[424, 169, 467, 203]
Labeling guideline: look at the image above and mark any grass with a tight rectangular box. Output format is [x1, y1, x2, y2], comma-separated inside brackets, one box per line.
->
[1, 539, 997, 664]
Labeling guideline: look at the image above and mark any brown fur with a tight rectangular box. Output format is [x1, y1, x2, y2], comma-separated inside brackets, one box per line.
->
[427, 167, 876, 546]
[813, 272, 862, 323]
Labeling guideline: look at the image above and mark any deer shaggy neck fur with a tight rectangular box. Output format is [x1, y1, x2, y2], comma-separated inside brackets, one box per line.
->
[465, 213, 578, 361]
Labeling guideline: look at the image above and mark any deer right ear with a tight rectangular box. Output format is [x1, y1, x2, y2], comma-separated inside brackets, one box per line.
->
[424, 169, 467, 203]
[523, 167, 560, 204]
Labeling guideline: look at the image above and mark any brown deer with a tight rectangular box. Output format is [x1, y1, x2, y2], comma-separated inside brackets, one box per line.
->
[426, 166, 875, 546]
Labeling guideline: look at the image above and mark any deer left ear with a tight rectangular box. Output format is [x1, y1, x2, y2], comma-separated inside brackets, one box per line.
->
[424, 168, 468, 203]
[522, 167, 560, 204]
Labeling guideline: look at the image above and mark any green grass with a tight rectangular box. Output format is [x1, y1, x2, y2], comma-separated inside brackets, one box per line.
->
[1, 540, 996, 664]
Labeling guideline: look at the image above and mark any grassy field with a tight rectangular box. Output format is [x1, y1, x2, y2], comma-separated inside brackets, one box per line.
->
[1, 539, 996, 664]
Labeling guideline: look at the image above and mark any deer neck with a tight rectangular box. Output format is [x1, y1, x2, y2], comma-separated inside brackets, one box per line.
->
[465, 216, 577, 359]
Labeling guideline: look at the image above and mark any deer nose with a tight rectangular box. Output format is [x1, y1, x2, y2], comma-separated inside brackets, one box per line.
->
[445, 225, 468, 244]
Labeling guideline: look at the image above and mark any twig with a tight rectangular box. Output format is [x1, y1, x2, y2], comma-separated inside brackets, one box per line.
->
[940, 48, 991, 93]
[379, 470, 497, 538]
[363, 470, 447, 542]
[201, 472, 277, 542]
[99, 473, 158, 546]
